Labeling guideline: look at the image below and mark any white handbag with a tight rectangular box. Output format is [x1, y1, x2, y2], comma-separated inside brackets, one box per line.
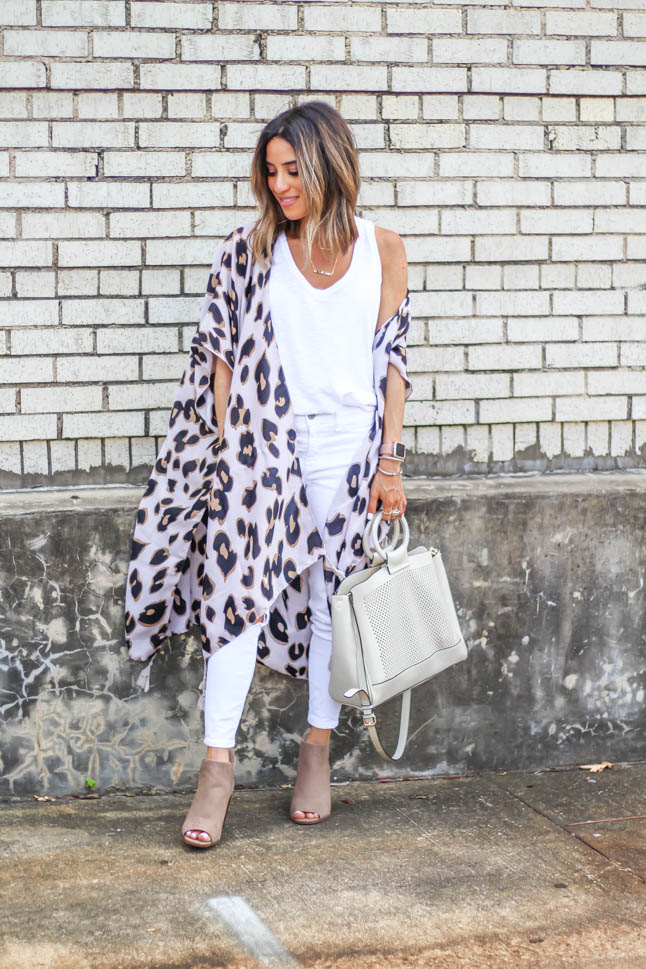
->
[328, 510, 468, 761]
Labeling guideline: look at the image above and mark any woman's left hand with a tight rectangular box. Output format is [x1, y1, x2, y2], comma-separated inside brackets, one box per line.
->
[367, 460, 407, 523]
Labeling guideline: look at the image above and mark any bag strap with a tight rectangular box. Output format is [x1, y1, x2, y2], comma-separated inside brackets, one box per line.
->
[359, 690, 411, 762]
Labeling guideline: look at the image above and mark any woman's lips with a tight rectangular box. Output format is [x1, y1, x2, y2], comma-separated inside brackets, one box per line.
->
[279, 196, 298, 207]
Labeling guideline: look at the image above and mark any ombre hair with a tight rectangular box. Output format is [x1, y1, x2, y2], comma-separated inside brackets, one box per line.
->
[249, 100, 360, 270]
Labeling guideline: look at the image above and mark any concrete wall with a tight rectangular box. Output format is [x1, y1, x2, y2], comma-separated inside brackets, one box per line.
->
[2, 1, 646, 487]
[2, 470, 645, 798]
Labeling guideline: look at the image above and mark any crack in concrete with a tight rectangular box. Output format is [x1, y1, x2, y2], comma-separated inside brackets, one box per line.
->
[501, 787, 646, 888]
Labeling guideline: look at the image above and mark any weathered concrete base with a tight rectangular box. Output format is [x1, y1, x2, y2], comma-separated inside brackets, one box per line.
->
[1, 763, 645, 969]
[1, 470, 645, 797]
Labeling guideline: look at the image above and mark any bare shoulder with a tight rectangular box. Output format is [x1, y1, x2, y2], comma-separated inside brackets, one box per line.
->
[374, 224, 405, 259]
[373, 225, 408, 322]
[374, 226, 407, 281]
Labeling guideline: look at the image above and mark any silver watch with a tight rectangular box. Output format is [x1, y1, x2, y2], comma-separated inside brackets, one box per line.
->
[379, 441, 406, 460]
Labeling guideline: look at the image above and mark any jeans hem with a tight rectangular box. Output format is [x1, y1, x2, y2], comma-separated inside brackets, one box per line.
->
[307, 716, 340, 730]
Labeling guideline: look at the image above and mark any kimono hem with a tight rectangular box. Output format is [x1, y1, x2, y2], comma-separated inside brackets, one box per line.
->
[124, 219, 413, 705]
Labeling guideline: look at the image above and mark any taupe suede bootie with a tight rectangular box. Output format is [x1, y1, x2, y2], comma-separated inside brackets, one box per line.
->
[181, 752, 235, 848]
[289, 739, 332, 825]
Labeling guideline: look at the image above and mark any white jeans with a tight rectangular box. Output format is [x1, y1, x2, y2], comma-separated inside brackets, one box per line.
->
[203, 402, 376, 748]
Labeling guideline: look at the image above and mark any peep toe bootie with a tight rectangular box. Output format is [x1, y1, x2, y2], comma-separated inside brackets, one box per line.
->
[181, 751, 236, 848]
[289, 739, 331, 825]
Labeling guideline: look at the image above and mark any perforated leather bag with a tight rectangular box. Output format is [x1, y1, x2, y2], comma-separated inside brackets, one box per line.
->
[328, 510, 468, 761]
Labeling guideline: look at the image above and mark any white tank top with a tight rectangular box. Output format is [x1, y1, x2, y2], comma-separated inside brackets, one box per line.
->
[268, 215, 381, 415]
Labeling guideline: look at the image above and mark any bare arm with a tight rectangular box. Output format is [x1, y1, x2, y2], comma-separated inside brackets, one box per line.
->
[374, 227, 408, 333]
[381, 362, 407, 458]
[368, 228, 409, 521]
[214, 355, 233, 445]
[375, 227, 408, 468]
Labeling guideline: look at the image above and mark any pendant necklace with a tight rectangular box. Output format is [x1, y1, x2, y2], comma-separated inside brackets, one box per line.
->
[305, 239, 340, 277]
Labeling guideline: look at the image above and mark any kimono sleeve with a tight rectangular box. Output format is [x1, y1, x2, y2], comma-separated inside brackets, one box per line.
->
[185, 233, 246, 432]
[197, 236, 241, 373]
[388, 289, 413, 402]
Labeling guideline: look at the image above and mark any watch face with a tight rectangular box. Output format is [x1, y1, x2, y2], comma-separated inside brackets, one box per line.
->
[394, 442, 406, 458]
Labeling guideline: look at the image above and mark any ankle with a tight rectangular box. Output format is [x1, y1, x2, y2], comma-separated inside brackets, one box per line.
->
[305, 726, 331, 745]
[205, 746, 233, 763]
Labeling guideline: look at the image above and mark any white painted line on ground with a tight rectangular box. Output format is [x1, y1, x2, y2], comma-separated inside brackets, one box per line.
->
[207, 895, 302, 967]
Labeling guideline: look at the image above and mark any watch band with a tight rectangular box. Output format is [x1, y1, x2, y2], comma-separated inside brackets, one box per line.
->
[379, 441, 406, 460]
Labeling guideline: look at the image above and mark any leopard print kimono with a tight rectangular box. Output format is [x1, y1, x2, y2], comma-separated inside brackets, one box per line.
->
[124, 219, 412, 703]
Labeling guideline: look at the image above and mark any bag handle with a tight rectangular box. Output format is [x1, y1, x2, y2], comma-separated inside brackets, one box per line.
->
[362, 510, 403, 563]
[365, 510, 411, 574]
[323, 509, 407, 581]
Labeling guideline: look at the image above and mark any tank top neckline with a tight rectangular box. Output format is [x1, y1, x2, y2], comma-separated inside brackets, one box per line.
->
[275, 216, 367, 298]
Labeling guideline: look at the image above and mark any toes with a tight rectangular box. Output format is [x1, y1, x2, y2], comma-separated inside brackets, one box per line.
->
[185, 829, 211, 843]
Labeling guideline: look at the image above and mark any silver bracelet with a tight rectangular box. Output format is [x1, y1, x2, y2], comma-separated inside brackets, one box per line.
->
[377, 463, 402, 477]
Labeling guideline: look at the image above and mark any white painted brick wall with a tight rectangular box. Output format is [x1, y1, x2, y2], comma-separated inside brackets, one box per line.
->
[1, 2, 646, 483]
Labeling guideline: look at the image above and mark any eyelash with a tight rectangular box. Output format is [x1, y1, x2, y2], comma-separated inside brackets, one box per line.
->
[266, 170, 298, 177]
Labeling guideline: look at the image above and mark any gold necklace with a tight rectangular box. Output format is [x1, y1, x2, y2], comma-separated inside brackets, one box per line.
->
[303, 239, 340, 277]
[311, 251, 339, 276]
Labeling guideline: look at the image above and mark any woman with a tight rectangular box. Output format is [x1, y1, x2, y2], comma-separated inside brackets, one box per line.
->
[124, 100, 413, 848]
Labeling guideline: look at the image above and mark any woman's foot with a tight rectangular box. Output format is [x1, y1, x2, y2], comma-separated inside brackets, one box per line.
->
[182, 748, 235, 847]
[290, 727, 332, 824]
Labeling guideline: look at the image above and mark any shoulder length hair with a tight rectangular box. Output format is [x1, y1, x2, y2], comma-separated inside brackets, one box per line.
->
[249, 100, 360, 270]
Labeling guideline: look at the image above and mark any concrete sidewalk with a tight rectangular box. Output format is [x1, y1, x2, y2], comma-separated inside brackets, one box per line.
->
[2, 762, 645, 969]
